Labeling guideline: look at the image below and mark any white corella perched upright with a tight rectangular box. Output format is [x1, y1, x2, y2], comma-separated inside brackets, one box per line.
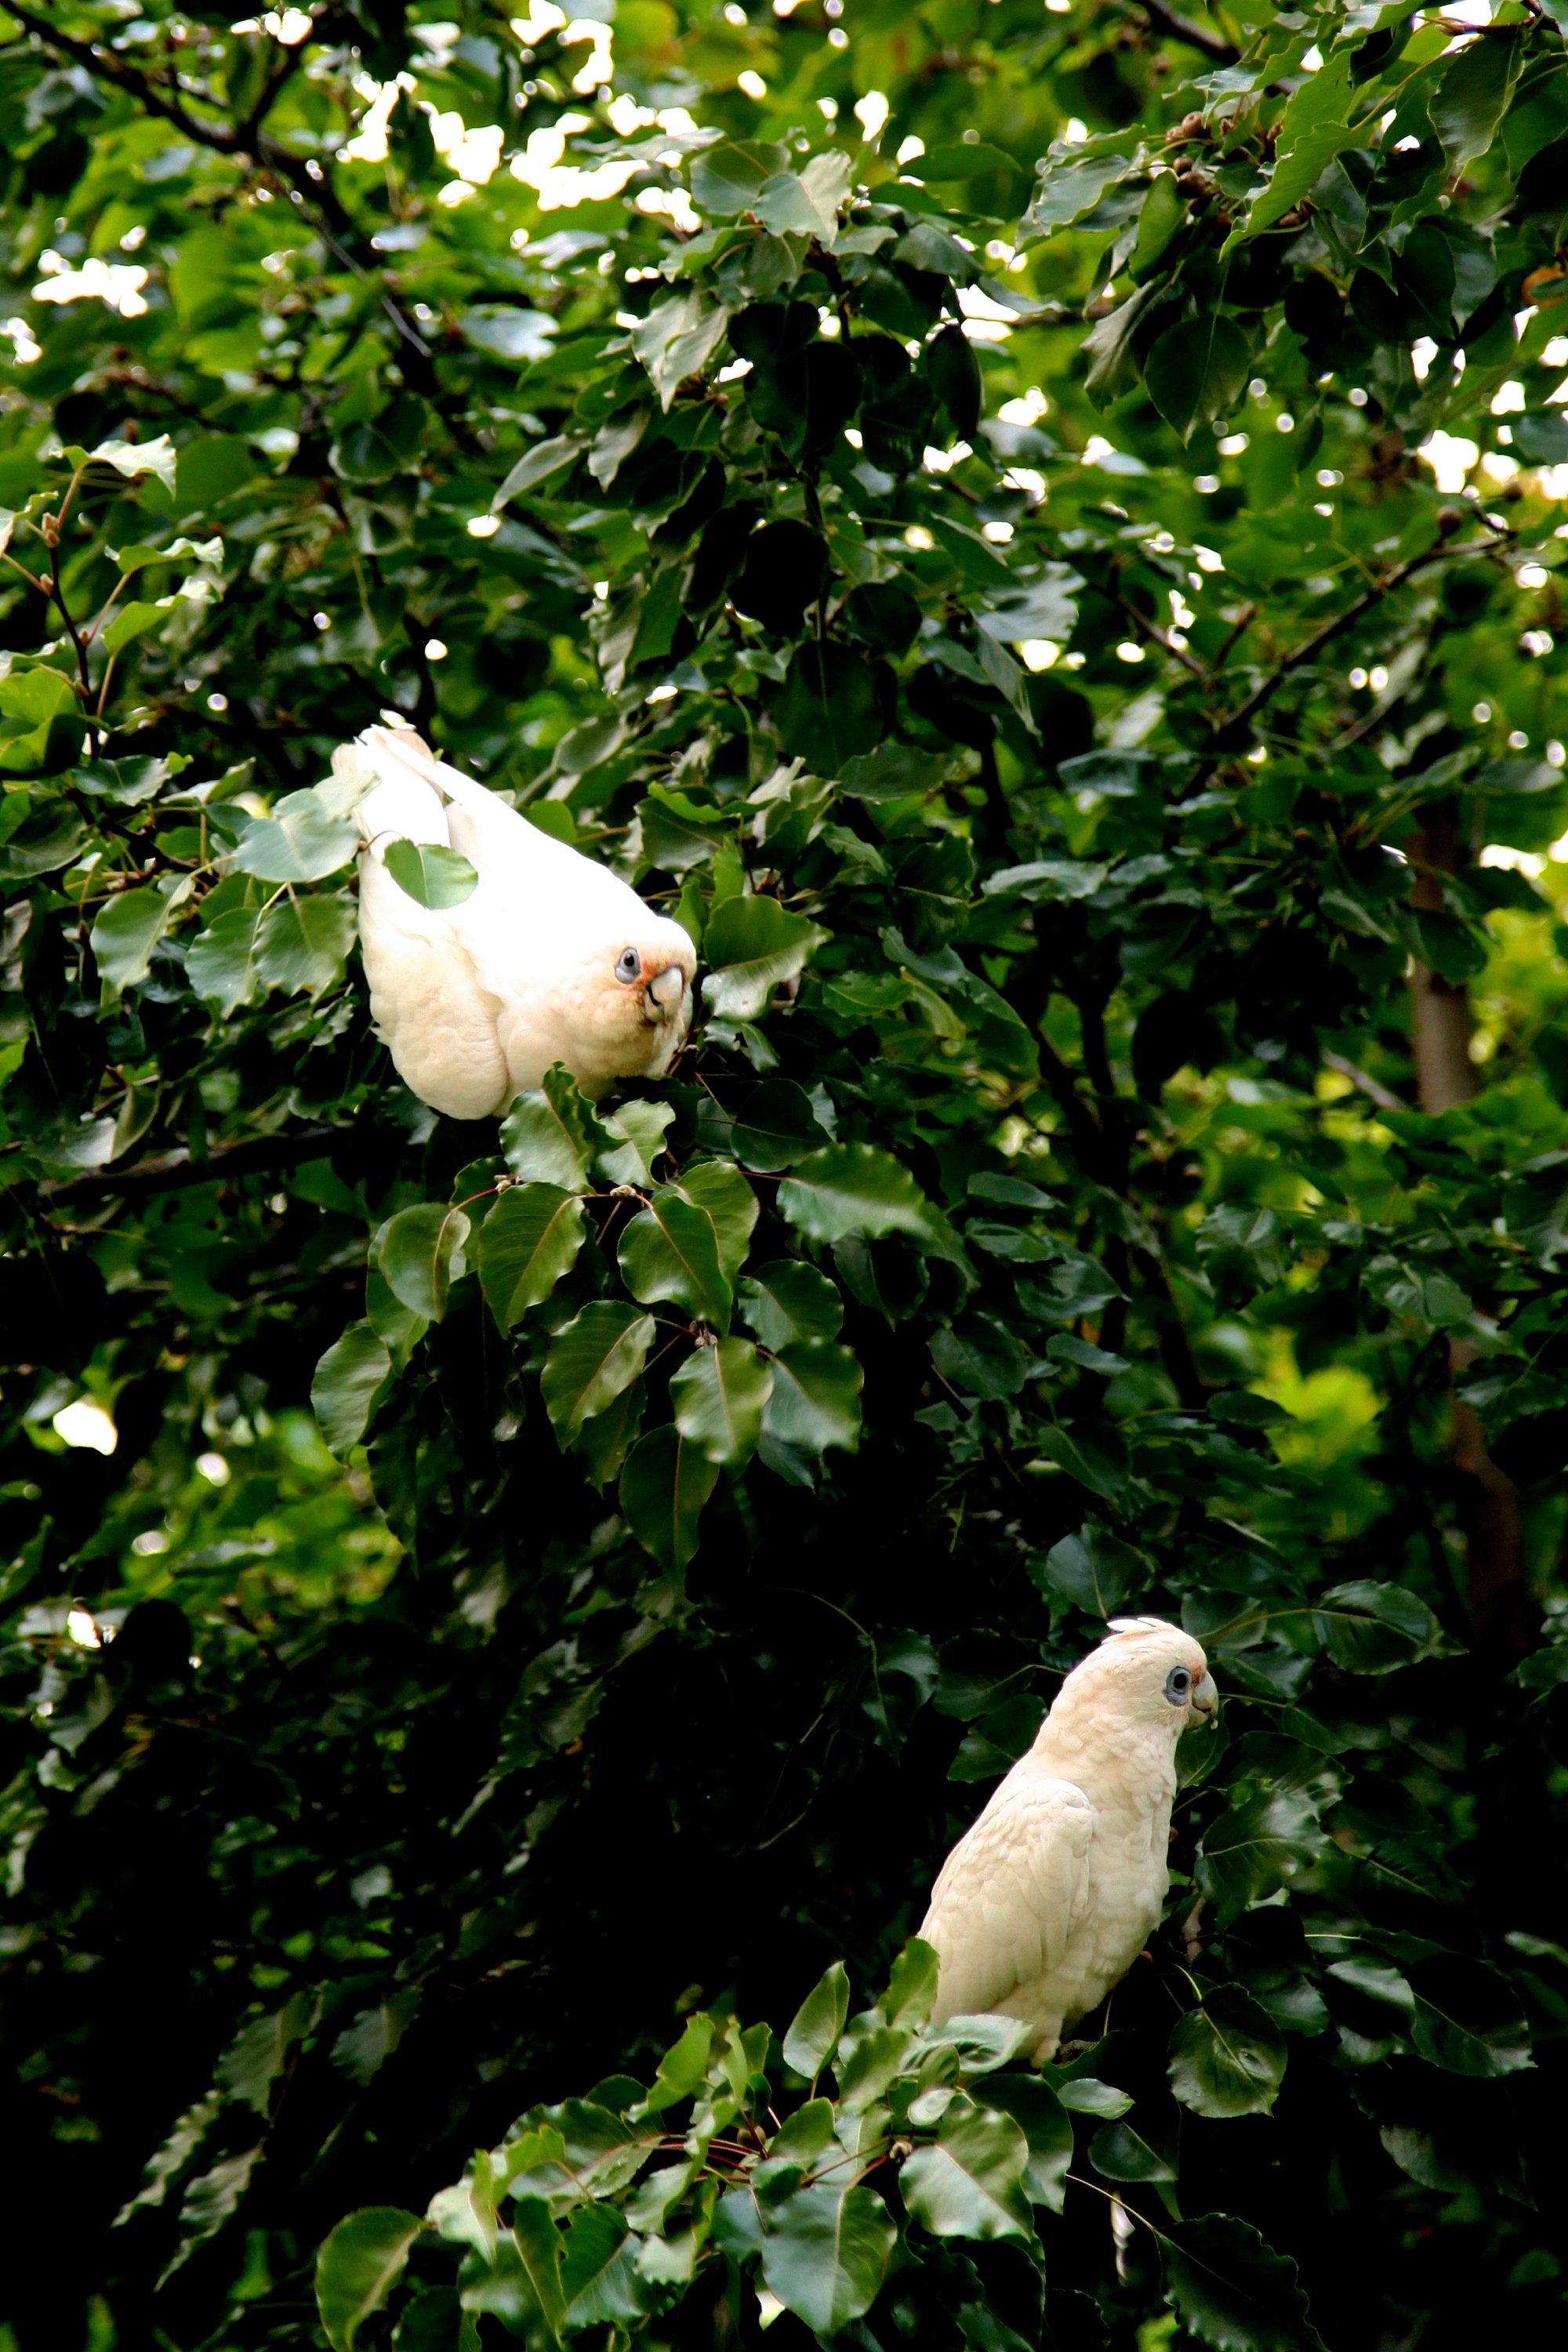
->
[343, 724, 696, 1120]
[920, 1617, 1218, 2061]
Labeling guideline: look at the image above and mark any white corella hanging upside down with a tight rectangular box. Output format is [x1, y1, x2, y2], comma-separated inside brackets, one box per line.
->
[920, 1618, 1217, 2061]
[343, 724, 695, 1120]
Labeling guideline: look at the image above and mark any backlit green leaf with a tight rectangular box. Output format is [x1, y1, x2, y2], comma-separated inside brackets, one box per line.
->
[670, 1338, 772, 1465]
[543, 1302, 656, 1434]
[316, 2209, 423, 2352]
[480, 1184, 586, 1327]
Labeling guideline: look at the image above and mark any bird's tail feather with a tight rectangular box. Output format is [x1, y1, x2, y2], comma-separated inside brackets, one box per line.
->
[340, 731, 448, 852]
[356, 723, 483, 811]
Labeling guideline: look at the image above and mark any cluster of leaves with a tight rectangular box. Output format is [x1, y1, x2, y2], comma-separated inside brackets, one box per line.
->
[7, 2, 1568, 2350]
[314, 1941, 1334, 2352]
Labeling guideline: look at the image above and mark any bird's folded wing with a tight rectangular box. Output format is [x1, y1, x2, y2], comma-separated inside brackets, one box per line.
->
[920, 1773, 1094, 2020]
[339, 738, 448, 852]
[355, 724, 648, 941]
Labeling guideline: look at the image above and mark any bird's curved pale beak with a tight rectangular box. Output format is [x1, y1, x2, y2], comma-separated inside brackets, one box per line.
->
[644, 964, 685, 1017]
[1192, 1671, 1219, 1730]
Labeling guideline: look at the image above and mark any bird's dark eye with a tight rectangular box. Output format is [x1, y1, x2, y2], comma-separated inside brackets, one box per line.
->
[615, 948, 641, 984]
[1164, 1666, 1192, 1705]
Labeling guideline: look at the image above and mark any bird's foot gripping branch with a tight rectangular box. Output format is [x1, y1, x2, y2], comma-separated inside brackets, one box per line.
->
[315, 1942, 1322, 2352]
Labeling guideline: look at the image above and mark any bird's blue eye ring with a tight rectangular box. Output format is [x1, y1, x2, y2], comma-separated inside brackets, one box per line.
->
[615, 948, 641, 984]
[1165, 1666, 1192, 1704]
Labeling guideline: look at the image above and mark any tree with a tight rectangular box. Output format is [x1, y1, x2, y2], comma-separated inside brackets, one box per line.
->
[4, 2, 1568, 2347]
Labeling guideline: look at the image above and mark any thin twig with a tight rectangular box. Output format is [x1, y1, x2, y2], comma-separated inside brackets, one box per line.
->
[1323, 1051, 1408, 1116]
[1114, 585, 1209, 682]
[1136, 0, 1240, 67]
[1218, 531, 1504, 739]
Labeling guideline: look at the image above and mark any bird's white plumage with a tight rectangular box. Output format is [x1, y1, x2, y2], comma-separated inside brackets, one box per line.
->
[345, 724, 695, 1119]
[920, 1619, 1217, 2060]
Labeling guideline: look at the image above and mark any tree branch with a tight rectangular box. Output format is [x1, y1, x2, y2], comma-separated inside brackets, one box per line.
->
[41, 1125, 342, 1202]
[1322, 1050, 1407, 1116]
[1136, 0, 1239, 67]
[1217, 528, 1503, 741]
[1111, 578, 1209, 683]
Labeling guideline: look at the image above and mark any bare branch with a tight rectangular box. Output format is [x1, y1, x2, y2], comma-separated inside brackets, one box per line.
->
[42, 1125, 342, 1202]
[1135, 0, 1239, 68]
[1217, 528, 1506, 740]
[1322, 1050, 1408, 1116]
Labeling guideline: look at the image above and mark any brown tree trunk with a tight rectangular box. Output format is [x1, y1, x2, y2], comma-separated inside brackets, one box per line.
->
[1406, 803, 1536, 1655]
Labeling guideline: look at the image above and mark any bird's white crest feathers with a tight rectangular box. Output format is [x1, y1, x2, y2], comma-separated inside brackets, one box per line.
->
[1102, 1614, 1181, 1639]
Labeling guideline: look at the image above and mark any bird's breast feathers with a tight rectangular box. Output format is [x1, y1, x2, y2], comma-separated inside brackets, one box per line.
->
[921, 1758, 1172, 2055]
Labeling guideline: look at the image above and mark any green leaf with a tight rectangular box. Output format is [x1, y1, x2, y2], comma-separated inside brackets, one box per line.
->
[187, 907, 260, 1014]
[1145, 316, 1251, 444]
[762, 1340, 863, 1455]
[598, 1099, 677, 1185]
[879, 1936, 939, 2030]
[100, 597, 167, 655]
[91, 430, 177, 491]
[676, 1160, 759, 1278]
[1313, 1580, 1443, 1673]
[1082, 276, 1175, 409]
[510, 2197, 567, 2337]
[1169, 1996, 1288, 2119]
[619, 1425, 720, 1573]
[758, 2181, 896, 2336]
[315, 2209, 423, 2352]
[775, 643, 886, 771]
[1088, 2120, 1175, 2182]
[619, 1190, 732, 1328]
[930, 1313, 1032, 1400]
[640, 2014, 715, 2114]
[377, 1204, 470, 1323]
[502, 1064, 608, 1190]
[1234, 49, 1359, 243]
[254, 893, 355, 995]
[89, 873, 191, 993]
[575, 1381, 646, 1489]
[729, 1078, 829, 1169]
[782, 1960, 850, 2079]
[492, 433, 584, 508]
[1019, 140, 1137, 238]
[542, 1302, 655, 1434]
[670, 1338, 772, 1465]
[217, 1992, 314, 2112]
[778, 1143, 936, 1244]
[691, 137, 790, 214]
[754, 153, 851, 242]
[1512, 410, 1568, 465]
[383, 839, 478, 909]
[1433, 31, 1523, 170]
[702, 895, 828, 1021]
[332, 1989, 423, 2086]
[976, 2075, 1073, 2212]
[232, 787, 359, 883]
[394, 2287, 471, 2350]
[1164, 2214, 1326, 2352]
[1196, 1788, 1324, 1926]
[739, 1260, 844, 1348]
[561, 2205, 644, 2329]
[1408, 1958, 1531, 2078]
[1038, 1523, 1150, 1618]
[899, 2100, 1035, 2244]
[632, 292, 730, 410]
[479, 1185, 586, 1327]
[312, 1323, 393, 1455]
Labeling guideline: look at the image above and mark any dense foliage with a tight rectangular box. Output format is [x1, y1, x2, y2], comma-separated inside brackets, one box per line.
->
[8, 2, 1568, 2347]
